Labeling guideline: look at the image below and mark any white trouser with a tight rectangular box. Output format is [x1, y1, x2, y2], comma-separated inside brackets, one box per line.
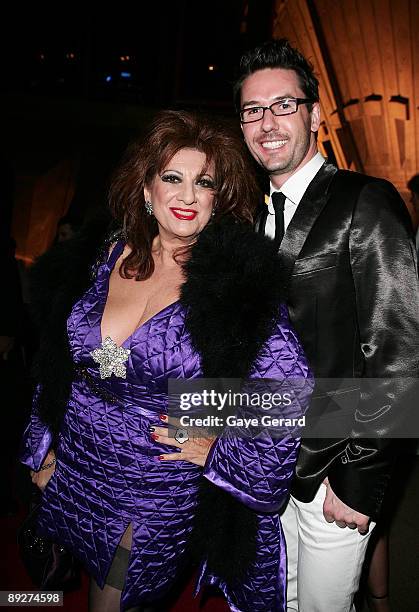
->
[281, 484, 374, 612]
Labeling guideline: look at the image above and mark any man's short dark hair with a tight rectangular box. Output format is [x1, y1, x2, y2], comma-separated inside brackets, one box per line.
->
[407, 174, 419, 196]
[234, 39, 319, 111]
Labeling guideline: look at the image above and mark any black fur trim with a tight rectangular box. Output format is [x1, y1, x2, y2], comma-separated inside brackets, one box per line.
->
[181, 219, 283, 582]
[181, 218, 283, 379]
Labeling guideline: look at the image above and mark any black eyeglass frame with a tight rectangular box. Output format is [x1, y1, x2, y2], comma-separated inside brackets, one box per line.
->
[239, 97, 316, 124]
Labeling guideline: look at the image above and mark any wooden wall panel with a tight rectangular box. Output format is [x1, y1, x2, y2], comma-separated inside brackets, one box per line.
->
[273, 0, 419, 193]
[413, 0, 419, 171]
[357, 1, 384, 94]
[273, 0, 350, 168]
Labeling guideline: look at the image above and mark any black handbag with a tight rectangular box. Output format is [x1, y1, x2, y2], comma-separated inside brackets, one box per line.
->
[17, 493, 80, 591]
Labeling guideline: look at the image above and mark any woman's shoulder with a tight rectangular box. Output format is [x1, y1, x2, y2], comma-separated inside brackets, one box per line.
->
[91, 228, 125, 275]
[30, 223, 122, 324]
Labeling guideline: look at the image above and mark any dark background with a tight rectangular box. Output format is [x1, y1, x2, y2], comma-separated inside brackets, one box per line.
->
[0, 1, 274, 255]
[1, 2, 273, 106]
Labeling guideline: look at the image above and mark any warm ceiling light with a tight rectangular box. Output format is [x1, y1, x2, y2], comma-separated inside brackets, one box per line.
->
[208, 65, 215, 71]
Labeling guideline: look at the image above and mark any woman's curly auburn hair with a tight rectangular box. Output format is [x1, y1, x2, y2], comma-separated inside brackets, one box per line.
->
[108, 110, 261, 280]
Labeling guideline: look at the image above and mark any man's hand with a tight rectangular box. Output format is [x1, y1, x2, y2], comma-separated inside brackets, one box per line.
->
[323, 478, 370, 534]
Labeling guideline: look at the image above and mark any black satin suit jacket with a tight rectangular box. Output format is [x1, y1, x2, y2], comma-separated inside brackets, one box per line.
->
[256, 162, 419, 518]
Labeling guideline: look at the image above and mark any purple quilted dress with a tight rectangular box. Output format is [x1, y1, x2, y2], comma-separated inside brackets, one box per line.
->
[21, 239, 312, 611]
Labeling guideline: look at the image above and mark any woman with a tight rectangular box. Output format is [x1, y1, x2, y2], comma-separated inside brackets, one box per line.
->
[21, 111, 313, 611]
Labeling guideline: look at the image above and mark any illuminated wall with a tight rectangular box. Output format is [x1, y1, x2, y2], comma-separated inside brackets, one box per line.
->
[273, 0, 418, 214]
[12, 159, 76, 264]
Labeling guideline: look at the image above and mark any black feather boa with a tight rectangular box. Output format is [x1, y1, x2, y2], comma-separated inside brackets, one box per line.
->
[180, 219, 283, 581]
[181, 218, 283, 378]
[31, 217, 284, 583]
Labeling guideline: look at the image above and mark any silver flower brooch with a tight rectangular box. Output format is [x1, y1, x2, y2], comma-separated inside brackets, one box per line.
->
[91, 336, 131, 379]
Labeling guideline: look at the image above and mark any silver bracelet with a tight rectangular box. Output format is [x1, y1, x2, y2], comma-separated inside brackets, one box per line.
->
[39, 458, 56, 471]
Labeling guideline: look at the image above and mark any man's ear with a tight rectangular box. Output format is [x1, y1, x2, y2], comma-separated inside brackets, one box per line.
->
[310, 102, 321, 133]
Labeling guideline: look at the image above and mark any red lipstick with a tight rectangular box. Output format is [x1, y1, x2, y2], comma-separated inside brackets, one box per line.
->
[169, 208, 198, 220]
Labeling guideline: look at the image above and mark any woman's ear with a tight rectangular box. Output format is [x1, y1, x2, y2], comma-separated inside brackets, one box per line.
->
[144, 186, 150, 203]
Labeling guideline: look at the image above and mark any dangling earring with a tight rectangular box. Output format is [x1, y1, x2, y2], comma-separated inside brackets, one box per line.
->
[211, 207, 216, 217]
[144, 200, 153, 216]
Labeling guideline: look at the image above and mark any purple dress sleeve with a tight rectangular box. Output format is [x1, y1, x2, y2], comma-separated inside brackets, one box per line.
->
[203, 305, 313, 512]
[20, 386, 53, 470]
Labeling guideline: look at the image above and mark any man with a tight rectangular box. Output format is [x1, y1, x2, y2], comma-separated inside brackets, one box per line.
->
[235, 39, 419, 611]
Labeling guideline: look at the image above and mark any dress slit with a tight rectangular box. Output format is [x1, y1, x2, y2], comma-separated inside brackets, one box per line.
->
[105, 523, 133, 590]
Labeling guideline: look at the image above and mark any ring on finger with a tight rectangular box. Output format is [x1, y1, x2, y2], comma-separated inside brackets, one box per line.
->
[174, 428, 189, 444]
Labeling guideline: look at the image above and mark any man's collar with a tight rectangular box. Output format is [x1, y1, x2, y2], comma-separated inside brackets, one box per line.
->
[268, 152, 325, 213]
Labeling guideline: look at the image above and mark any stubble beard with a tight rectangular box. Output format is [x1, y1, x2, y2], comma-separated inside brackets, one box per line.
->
[265, 133, 311, 178]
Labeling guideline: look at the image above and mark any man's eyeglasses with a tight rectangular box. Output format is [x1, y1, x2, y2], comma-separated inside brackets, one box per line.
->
[239, 97, 315, 124]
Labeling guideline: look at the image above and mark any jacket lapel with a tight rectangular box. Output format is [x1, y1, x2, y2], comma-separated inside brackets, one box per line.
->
[254, 193, 270, 235]
[255, 205, 268, 235]
[278, 162, 338, 296]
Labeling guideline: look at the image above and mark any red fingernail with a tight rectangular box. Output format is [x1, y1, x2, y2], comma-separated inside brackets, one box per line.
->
[151, 433, 159, 441]
[159, 414, 167, 421]
[158, 455, 165, 461]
